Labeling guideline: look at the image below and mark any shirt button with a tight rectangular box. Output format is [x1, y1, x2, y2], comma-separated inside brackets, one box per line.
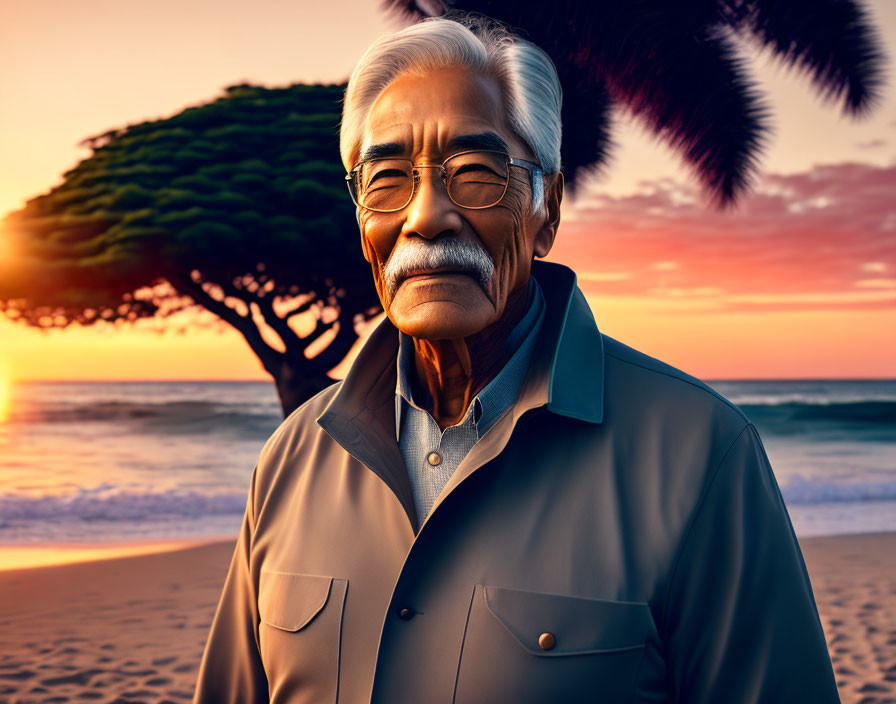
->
[427, 451, 442, 466]
[538, 632, 556, 650]
[398, 607, 415, 620]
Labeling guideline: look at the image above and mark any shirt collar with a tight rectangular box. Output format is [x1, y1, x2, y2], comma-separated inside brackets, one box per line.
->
[393, 276, 546, 441]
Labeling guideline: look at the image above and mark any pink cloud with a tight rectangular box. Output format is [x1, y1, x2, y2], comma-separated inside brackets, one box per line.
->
[549, 162, 896, 311]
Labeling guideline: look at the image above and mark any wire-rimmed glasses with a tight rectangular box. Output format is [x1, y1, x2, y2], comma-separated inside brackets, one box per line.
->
[345, 149, 542, 213]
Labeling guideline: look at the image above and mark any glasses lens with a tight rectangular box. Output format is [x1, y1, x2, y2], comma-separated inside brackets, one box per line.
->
[446, 151, 509, 208]
[357, 159, 413, 211]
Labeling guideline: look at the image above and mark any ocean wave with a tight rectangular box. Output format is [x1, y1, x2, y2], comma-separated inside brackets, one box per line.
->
[3, 475, 894, 528]
[742, 400, 896, 425]
[724, 392, 896, 406]
[9, 399, 275, 422]
[0, 488, 249, 522]
[780, 475, 896, 505]
[6, 399, 282, 438]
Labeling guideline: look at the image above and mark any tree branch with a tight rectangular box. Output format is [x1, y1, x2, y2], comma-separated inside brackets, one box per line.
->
[298, 315, 338, 352]
[166, 273, 285, 377]
[246, 286, 308, 355]
[284, 296, 317, 320]
[308, 299, 363, 372]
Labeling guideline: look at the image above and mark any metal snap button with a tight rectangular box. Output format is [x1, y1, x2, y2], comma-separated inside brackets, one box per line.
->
[398, 607, 415, 621]
[427, 451, 442, 466]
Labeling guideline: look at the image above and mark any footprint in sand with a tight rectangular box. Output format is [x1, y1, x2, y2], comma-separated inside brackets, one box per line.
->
[858, 681, 891, 692]
[40, 668, 104, 686]
[0, 669, 36, 680]
[115, 668, 157, 677]
[122, 688, 159, 697]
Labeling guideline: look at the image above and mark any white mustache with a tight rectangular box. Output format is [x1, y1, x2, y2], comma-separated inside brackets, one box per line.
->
[382, 239, 494, 298]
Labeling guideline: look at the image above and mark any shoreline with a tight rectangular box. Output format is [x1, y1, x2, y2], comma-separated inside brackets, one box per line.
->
[2, 529, 894, 572]
[0, 536, 237, 572]
[0, 533, 893, 703]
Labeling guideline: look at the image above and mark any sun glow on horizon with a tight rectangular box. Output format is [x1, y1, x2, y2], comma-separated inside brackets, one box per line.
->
[0, 366, 10, 424]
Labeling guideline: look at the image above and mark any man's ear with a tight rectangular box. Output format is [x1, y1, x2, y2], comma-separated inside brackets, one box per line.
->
[533, 171, 563, 258]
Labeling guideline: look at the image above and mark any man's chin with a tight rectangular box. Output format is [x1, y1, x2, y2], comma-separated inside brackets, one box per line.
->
[388, 296, 495, 340]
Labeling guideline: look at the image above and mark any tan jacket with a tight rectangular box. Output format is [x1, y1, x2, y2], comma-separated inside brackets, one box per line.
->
[194, 260, 839, 703]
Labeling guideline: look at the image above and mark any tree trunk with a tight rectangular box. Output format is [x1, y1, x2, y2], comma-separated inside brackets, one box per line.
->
[272, 360, 338, 418]
[166, 272, 374, 418]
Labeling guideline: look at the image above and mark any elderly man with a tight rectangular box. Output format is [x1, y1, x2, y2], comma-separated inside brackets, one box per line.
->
[194, 14, 840, 704]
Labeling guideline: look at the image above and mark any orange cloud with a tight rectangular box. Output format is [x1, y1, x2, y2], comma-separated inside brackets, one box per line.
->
[552, 161, 896, 312]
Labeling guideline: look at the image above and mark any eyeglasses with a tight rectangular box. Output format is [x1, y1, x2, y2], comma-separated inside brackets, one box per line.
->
[345, 149, 543, 213]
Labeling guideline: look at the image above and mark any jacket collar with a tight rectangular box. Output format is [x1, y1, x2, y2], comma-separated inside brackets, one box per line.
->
[523, 260, 605, 424]
[316, 259, 605, 531]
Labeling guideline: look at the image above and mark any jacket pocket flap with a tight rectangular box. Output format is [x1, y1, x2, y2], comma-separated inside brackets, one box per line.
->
[481, 584, 653, 657]
[258, 570, 333, 632]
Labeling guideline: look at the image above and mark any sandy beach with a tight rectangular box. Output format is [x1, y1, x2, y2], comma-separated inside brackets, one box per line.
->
[0, 540, 233, 704]
[0, 533, 894, 703]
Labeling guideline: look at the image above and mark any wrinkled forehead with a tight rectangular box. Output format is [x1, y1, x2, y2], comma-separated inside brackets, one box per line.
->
[358, 66, 527, 162]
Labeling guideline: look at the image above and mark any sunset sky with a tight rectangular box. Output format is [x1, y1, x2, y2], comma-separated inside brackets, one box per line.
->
[1, 0, 895, 382]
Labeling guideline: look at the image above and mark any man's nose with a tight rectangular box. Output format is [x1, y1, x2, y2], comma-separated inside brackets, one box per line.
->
[400, 167, 462, 240]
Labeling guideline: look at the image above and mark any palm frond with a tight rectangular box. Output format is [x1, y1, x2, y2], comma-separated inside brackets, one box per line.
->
[375, 0, 886, 207]
[721, 0, 887, 116]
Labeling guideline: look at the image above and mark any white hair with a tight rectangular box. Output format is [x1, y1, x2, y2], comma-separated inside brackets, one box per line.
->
[382, 237, 494, 299]
[339, 14, 562, 214]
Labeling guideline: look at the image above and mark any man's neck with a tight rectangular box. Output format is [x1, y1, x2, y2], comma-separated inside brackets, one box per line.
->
[410, 282, 530, 431]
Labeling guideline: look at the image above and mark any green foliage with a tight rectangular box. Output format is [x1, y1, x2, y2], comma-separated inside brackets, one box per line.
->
[0, 82, 377, 329]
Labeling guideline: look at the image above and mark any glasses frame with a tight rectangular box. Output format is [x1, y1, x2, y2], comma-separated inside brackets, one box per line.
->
[345, 149, 543, 213]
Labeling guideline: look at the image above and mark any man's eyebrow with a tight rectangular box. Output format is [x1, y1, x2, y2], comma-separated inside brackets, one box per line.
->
[358, 132, 510, 164]
[447, 132, 509, 154]
[359, 142, 405, 163]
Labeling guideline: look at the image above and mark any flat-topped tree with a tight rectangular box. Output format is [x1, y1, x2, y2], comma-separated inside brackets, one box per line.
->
[0, 82, 381, 417]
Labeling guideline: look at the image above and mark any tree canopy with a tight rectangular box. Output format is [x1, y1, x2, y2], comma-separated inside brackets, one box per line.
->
[0, 83, 381, 415]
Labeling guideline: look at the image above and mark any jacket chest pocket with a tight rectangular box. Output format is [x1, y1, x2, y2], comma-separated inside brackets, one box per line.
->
[453, 584, 654, 704]
[258, 570, 348, 704]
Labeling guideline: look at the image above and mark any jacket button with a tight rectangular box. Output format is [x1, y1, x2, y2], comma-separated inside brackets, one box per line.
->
[427, 451, 442, 466]
[538, 632, 556, 650]
[398, 607, 415, 620]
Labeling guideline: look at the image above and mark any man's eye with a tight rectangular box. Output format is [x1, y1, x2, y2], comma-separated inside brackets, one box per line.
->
[366, 169, 408, 186]
[371, 169, 407, 179]
[454, 163, 499, 176]
[451, 163, 507, 185]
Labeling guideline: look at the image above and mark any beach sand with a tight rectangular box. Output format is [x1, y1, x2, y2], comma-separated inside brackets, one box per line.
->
[0, 533, 894, 703]
[799, 533, 896, 703]
[0, 540, 233, 704]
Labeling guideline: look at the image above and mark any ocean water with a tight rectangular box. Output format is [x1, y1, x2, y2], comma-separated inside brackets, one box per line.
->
[0, 379, 894, 544]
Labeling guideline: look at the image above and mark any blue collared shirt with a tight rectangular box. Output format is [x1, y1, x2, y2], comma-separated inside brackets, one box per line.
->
[394, 276, 546, 526]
